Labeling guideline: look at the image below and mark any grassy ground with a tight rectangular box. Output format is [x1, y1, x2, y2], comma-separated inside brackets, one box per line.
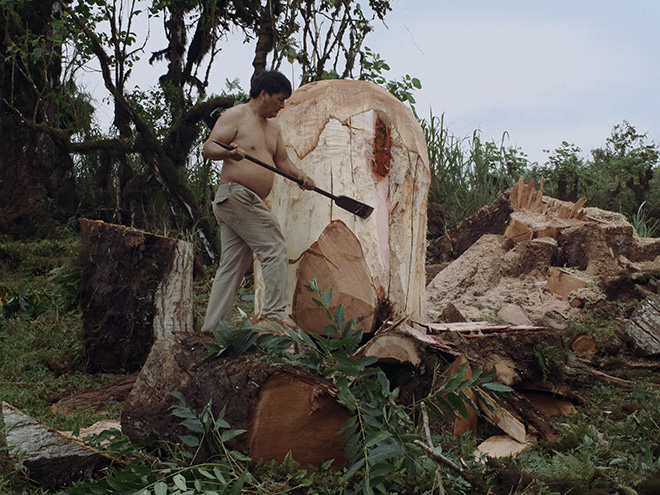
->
[1, 235, 660, 494]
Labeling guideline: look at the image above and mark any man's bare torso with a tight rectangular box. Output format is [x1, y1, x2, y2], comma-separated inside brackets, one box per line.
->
[217, 104, 281, 199]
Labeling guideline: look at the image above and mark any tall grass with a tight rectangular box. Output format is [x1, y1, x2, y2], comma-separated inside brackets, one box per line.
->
[423, 111, 529, 230]
[631, 201, 660, 238]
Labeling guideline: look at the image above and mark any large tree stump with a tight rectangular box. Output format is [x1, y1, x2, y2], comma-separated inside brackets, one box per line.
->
[121, 332, 350, 467]
[78, 219, 194, 373]
[257, 79, 430, 333]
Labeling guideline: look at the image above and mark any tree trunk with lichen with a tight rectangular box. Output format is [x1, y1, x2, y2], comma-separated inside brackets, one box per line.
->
[0, 1, 78, 238]
[254, 79, 430, 334]
[78, 219, 194, 373]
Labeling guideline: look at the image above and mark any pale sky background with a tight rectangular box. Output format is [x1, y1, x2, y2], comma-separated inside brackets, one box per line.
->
[364, 1, 660, 165]
[90, 1, 660, 166]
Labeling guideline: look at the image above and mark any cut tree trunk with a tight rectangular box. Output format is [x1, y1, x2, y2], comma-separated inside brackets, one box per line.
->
[78, 219, 194, 373]
[257, 79, 430, 332]
[571, 334, 597, 357]
[247, 373, 350, 466]
[121, 332, 350, 467]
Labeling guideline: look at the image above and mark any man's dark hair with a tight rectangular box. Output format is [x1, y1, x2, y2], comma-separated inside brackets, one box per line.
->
[249, 70, 292, 99]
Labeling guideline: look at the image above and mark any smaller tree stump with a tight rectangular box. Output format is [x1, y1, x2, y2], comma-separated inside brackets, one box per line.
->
[78, 219, 194, 373]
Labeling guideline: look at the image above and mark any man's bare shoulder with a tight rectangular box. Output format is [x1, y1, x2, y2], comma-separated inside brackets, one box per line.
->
[218, 103, 250, 121]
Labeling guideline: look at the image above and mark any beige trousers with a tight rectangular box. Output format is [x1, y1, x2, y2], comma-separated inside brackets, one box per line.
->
[201, 182, 289, 331]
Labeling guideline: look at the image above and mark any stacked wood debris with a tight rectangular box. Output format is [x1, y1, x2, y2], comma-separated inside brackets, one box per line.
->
[427, 178, 660, 337]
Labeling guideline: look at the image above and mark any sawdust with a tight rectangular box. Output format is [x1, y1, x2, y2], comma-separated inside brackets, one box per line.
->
[425, 234, 598, 329]
[425, 191, 660, 333]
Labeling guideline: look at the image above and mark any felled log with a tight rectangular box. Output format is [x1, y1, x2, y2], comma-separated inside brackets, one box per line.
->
[259, 79, 430, 332]
[564, 356, 635, 389]
[52, 374, 138, 415]
[571, 334, 597, 357]
[625, 294, 660, 357]
[418, 322, 561, 385]
[2, 402, 106, 487]
[78, 219, 194, 373]
[402, 321, 564, 391]
[247, 373, 350, 465]
[121, 332, 350, 467]
[356, 321, 562, 442]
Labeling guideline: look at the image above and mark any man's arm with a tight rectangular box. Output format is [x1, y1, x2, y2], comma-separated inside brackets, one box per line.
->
[273, 132, 315, 190]
[202, 108, 246, 161]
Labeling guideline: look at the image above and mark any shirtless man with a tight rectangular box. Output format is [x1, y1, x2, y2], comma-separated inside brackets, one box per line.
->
[201, 70, 314, 332]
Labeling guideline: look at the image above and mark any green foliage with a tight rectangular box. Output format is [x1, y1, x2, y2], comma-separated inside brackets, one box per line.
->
[67, 396, 255, 494]
[533, 342, 567, 384]
[631, 201, 660, 238]
[530, 121, 660, 224]
[359, 47, 422, 107]
[286, 1, 391, 84]
[169, 393, 248, 461]
[126, 86, 173, 139]
[533, 141, 586, 202]
[0, 284, 50, 320]
[424, 362, 510, 424]
[591, 121, 659, 212]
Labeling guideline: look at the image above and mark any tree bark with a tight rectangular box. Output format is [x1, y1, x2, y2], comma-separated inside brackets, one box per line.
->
[625, 294, 660, 357]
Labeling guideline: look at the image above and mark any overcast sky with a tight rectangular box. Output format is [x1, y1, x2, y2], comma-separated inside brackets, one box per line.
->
[363, 0, 660, 164]
[92, 1, 659, 166]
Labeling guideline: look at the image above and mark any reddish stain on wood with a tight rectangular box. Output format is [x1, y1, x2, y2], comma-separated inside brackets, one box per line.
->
[372, 115, 391, 178]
